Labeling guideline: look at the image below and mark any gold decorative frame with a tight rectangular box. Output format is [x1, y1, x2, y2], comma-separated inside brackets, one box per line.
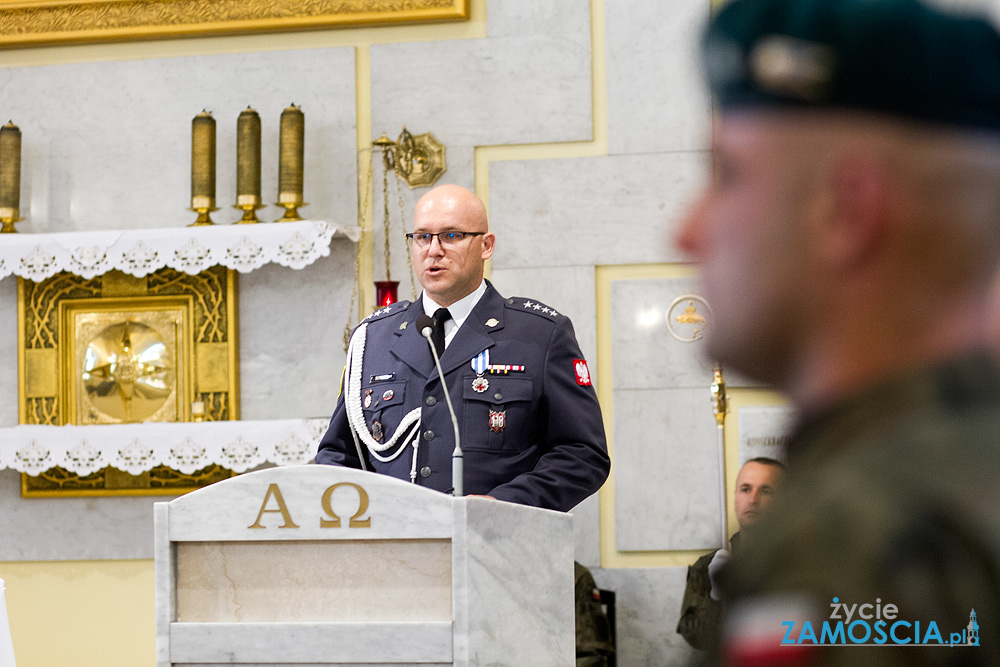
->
[0, 0, 470, 49]
[17, 266, 239, 496]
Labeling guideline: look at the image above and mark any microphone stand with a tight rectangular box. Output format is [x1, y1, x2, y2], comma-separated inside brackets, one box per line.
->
[418, 317, 464, 497]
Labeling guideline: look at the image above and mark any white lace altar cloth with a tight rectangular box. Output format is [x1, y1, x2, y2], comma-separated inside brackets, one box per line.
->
[0, 221, 361, 282]
[0, 419, 329, 476]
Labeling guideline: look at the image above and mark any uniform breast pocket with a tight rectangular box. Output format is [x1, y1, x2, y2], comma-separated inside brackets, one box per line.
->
[362, 381, 406, 440]
[461, 375, 533, 452]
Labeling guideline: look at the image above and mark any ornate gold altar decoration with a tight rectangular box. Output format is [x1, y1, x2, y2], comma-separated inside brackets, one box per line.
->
[0, 0, 470, 49]
[17, 266, 239, 496]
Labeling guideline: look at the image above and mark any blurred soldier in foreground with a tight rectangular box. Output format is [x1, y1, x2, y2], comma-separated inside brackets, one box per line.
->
[677, 458, 784, 651]
[676, 0, 1000, 664]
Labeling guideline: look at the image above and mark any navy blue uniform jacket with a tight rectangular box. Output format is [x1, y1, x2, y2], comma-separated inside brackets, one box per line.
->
[316, 282, 610, 512]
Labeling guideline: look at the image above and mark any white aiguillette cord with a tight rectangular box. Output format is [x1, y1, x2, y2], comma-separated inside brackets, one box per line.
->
[344, 322, 422, 480]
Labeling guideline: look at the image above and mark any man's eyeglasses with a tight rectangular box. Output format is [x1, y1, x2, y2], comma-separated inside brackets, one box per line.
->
[405, 231, 485, 247]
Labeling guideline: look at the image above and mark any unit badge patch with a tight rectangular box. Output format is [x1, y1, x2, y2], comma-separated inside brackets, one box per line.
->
[574, 359, 592, 386]
[489, 409, 506, 433]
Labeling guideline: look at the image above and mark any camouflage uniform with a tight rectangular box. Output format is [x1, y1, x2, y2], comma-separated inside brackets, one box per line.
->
[718, 354, 1000, 666]
[575, 562, 614, 667]
[677, 533, 743, 651]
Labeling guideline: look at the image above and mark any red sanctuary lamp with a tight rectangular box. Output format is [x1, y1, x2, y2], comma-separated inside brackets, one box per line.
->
[375, 280, 399, 307]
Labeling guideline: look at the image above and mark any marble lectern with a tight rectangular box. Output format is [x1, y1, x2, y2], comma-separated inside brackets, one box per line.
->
[154, 465, 574, 666]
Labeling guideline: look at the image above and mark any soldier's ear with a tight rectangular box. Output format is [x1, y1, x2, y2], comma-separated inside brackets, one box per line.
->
[481, 232, 496, 260]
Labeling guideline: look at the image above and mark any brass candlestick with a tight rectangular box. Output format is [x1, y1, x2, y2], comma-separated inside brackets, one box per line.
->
[190, 110, 217, 226]
[275, 104, 306, 222]
[0, 121, 23, 233]
[234, 106, 264, 224]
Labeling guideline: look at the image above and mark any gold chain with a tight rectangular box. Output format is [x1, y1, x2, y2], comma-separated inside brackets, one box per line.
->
[344, 147, 373, 353]
[393, 167, 418, 300]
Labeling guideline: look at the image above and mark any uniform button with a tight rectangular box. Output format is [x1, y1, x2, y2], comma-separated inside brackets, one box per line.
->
[425, 396, 436, 406]
[494, 392, 503, 401]
[420, 466, 432, 478]
[423, 430, 434, 441]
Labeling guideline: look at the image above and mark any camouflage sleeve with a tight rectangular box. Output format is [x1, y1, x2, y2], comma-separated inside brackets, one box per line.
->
[677, 552, 722, 651]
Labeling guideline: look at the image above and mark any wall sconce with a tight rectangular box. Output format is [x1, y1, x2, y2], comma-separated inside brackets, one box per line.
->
[372, 127, 447, 189]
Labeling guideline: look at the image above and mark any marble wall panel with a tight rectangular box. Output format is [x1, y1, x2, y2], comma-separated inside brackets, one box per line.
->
[371, 34, 591, 150]
[610, 276, 713, 391]
[238, 246, 355, 421]
[0, 278, 16, 428]
[571, 492, 601, 568]
[592, 566, 698, 667]
[606, 0, 712, 155]
[0, 468, 168, 561]
[614, 387, 723, 552]
[488, 153, 709, 270]
[489, 265, 597, 365]
[0, 48, 356, 233]
[486, 0, 591, 38]
[738, 405, 795, 465]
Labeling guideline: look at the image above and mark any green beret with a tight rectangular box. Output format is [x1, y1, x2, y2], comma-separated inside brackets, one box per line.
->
[703, 0, 1000, 131]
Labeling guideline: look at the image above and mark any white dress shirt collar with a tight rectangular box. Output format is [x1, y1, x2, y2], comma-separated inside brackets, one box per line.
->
[421, 280, 488, 347]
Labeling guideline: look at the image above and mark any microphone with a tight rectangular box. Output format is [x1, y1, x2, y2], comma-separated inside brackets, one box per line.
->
[415, 314, 464, 497]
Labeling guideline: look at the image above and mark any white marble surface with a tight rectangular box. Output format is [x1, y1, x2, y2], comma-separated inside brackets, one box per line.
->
[175, 540, 451, 622]
[610, 276, 715, 390]
[165, 465, 453, 541]
[457, 497, 574, 667]
[614, 387, 723, 552]
[738, 405, 795, 465]
[169, 622, 453, 664]
[487, 0, 591, 37]
[157, 468, 575, 667]
[488, 152, 709, 270]
[592, 566, 698, 667]
[239, 248, 355, 420]
[606, 0, 712, 155]
[571, 491, 601, 567]
[371, 35, 591, 149]
[0, 468, 174, 561]
[2, 48, 356, 234]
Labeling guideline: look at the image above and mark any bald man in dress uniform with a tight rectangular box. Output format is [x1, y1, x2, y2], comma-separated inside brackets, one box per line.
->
[316, 184, 610, 512]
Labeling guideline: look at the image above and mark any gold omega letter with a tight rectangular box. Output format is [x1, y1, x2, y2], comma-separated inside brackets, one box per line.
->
[320, 483, 372, 528]
[248, 483, 300, 529]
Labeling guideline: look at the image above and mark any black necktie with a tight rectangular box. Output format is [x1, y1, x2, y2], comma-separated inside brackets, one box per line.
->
[431, 308, 451, 358]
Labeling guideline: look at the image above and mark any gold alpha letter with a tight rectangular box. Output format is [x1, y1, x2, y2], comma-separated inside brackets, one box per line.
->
[248, 483, 300, 529]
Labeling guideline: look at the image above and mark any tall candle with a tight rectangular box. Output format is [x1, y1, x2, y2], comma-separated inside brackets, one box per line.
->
[0, 121, 22, 214]
[278, 104, 304, 204]
[236, 106, 261, 204]
[191, 110, 216, 209]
